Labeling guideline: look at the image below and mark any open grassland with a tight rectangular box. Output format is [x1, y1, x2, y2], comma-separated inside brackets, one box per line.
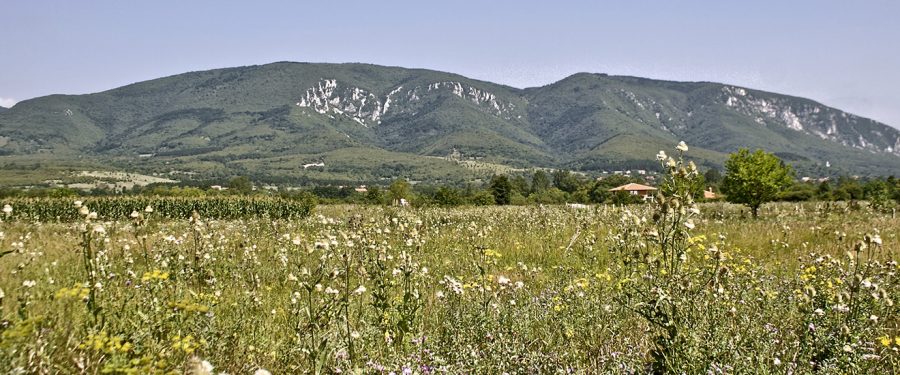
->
[0, 201, 898, 374]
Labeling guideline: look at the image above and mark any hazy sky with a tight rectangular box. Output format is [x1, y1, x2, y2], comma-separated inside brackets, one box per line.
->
[2, 0, 898, 128]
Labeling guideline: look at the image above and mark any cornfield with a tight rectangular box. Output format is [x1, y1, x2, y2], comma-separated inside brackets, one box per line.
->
[0, 196, 315, 222]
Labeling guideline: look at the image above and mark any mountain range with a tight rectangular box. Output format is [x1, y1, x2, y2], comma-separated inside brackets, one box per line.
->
[1, 62, 898, 186]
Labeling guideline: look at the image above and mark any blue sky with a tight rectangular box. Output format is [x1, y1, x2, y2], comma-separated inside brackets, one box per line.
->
[2, 0, 898, 128]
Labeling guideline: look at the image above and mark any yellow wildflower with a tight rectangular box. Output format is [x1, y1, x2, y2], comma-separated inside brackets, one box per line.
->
[141, 269, 170, 283]
[55, 283, 90, 300]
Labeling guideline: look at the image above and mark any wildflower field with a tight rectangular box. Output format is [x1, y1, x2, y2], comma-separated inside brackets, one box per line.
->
[1, 158, 899, 373]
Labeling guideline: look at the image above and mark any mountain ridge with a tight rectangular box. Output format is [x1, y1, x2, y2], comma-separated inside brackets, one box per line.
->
[0, 62, 898, 185]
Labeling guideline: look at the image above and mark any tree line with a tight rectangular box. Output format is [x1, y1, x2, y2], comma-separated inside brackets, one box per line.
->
[2, 149, 899, 213]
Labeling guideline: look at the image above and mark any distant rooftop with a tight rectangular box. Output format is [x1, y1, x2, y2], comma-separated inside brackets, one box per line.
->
[608, 183, 657, 192]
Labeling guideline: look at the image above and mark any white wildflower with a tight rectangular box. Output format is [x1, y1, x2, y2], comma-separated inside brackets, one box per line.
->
[676, 141, 689, 152]
[200, 360, 213, 374]
[871, 234, 882, 245]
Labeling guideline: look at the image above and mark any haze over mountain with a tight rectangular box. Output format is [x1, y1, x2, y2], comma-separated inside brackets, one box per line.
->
[0, 62, 898, 185]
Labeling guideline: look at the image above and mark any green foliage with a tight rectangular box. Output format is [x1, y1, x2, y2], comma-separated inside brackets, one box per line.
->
[607, 190, 643, 205]
[703, 168, 722, 185]
[365, 186, 385, 205]
[508, 175, 529, 196]
[489, 175, 513, 205]
[587, 182, 610, 203]
[468, 190, 495, 205]
[529, 187, 568, 204]
[432, 186, 463, 206]
[721, 149, 794, 217]
[227, 176, 252, 194]
[834, 176, 864, 201]
[817, 180, 834, 200]
[387, 179, 411, 204]
[530, 170, 552, 193]
[778, 182, 816, 202]
[552, 170, 582, 193]
[865, 179, 896, 213]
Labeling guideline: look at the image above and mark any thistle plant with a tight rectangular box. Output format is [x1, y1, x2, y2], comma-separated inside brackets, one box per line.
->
[610, 142, 729, 373]
[794, 233, 897, 371]
[76, 201, 106, 325]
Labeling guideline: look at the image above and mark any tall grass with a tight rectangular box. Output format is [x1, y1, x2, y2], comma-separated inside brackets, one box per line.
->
[1, 199, 897, 373]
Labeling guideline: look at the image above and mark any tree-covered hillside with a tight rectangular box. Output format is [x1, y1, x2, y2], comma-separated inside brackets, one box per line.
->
[0, 62, 898, 185]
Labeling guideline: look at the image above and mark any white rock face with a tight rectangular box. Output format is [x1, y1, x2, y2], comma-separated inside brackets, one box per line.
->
[296, 79, 384, 127]
[296, 79, 513, 126]
[422, 81, 511, 115]
[723, 86, 802, 130]
[720, 86, 900, 155]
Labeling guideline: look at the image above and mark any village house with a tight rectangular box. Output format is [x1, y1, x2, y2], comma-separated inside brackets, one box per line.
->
[608, 183, 657, 199]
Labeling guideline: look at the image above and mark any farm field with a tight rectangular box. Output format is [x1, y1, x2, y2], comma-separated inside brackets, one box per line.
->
[1, 198, 898, 374]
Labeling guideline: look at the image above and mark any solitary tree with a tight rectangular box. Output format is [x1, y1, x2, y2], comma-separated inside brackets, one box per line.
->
[703, 168, 722, 185]
[433, 186, 463, 206]
[720, 149, 793, 218]
[531, 170, 552, 193]
[228, 176, 253, 194]
[552, 169, 582, 193]
[489, 175, 513, 205]
[387, 179, 411, 205]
